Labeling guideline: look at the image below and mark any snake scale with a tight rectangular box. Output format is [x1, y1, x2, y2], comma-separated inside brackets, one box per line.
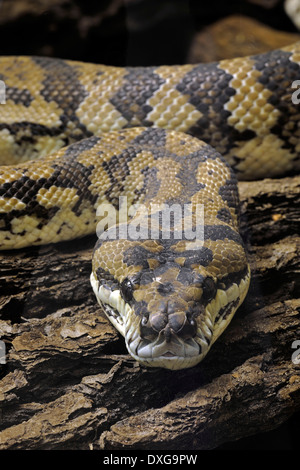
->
[0, 42, 299, 369]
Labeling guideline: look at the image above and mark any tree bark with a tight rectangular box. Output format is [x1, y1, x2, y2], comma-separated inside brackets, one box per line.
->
[0, 175, 299, 450]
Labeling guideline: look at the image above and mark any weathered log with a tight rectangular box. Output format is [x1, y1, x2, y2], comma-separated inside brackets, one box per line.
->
[0, 175, 299, 450]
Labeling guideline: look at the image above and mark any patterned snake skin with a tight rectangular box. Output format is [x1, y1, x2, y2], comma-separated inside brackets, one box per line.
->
[0, 42, 299, 369]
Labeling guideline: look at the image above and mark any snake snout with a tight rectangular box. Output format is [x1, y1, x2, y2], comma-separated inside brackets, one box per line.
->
[141, 309, 197, 342]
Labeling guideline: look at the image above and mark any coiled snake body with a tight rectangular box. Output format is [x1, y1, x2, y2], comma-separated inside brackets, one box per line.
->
[0, 43, 299, 369]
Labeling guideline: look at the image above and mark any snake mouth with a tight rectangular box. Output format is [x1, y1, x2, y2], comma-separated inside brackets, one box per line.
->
[127, 335, 203, 370]
[90, 268, 250, 370]
[90, 272, 204, 368]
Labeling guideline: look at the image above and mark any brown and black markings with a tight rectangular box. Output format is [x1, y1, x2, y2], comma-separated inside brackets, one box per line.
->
[1, 43, 298, 367]
[110, 67, 165, 126]
[253, 47, 300, 159]
[32, 56, 93, 142]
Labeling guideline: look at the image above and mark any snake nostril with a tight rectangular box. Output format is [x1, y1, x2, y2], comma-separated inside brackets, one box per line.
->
[139, 312, 167, 341]
[168, 312, 197, 338]
[140, 310, 197, 342]
[168, 312, 186, 334]
[149, 312, 168, 333]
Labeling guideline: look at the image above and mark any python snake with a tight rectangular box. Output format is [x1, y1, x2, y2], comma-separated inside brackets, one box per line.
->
[0, 43, 299, 369]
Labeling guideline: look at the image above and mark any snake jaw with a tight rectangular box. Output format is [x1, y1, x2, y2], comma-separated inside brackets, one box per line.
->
[91, 271, 203, 368]
[91, 266, 250, 370]
[90, 272, 126, 336]
[128, 310, 202, 365]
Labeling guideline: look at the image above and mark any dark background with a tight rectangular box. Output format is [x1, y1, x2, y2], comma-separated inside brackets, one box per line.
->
[0, 0, 298, 65]
[0, 0, 299, 450]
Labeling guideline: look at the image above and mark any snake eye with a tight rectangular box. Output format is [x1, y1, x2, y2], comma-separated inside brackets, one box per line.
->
[202, 277, 217, 303]
[120, 278, 134, 302]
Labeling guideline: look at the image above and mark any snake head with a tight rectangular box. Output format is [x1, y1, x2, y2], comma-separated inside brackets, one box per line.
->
[91, 235, 250, 370]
